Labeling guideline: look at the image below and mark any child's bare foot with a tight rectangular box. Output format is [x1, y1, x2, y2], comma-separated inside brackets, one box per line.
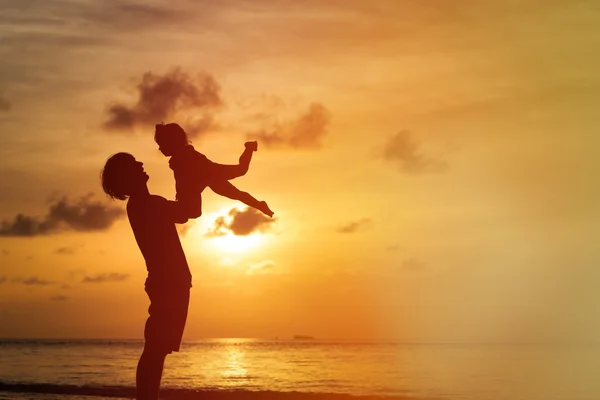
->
[258, 201, 274, 218]
[245, 141, 258, 152]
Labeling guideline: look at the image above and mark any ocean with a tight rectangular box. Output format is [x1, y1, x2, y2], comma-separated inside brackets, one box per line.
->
[0, 339, 599, 400]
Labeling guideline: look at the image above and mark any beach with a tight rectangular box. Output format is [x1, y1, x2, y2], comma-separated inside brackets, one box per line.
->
[0, 383, 416, 400]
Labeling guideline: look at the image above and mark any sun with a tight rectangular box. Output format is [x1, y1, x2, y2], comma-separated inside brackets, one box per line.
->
[184, 207, 270, 256]
[212, 233, 264, 254]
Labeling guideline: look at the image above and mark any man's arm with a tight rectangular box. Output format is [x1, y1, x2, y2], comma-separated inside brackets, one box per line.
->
[185, 149, 246, 181]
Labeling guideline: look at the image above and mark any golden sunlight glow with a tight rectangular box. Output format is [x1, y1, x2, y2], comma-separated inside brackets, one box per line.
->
[212, 234, 264, 254]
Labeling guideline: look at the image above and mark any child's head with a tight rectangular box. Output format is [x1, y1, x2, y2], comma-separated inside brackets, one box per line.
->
[154, 123, 189, 156]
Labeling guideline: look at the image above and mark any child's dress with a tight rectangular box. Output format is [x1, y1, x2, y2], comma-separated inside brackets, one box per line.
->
[169, 144, 212, 215]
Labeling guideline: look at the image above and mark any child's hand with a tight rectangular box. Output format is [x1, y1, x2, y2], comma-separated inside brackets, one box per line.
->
[245, 141, 258, 152]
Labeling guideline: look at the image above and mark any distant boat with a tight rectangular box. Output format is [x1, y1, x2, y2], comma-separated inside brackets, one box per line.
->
[293, 335, 315, 340]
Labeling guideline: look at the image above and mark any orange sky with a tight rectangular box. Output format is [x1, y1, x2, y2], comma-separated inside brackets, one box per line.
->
[0, 0, 598, 342]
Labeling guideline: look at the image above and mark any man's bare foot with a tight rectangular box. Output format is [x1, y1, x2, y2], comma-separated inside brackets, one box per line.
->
[258, 201, 274, 218]
[245, 141, 258, 152]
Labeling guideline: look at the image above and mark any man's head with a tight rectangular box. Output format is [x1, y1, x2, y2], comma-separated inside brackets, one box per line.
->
[155, 123, 189, 156]
[101, 153, 149, 200]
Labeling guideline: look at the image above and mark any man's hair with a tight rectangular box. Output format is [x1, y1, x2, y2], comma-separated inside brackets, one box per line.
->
[154, 122, 188, 146]
[101, 152, 134, 201]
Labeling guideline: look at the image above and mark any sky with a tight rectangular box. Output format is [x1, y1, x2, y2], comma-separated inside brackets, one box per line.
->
[0, 0, 598, 342]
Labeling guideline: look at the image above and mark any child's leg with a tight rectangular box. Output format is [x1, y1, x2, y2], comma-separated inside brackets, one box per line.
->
[209, 180, 273, 217]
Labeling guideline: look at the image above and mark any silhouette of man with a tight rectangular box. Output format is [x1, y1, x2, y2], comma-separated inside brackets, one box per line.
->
[100, 152, 194, 400]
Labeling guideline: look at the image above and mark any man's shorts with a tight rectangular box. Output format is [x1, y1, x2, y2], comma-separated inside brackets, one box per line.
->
[144, 285, 190, 354]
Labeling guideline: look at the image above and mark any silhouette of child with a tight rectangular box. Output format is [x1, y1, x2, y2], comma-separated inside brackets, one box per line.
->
[155, 123, 274, 219]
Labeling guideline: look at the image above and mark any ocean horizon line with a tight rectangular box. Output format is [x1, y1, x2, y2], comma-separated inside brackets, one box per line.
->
[1, 337, 598, 346]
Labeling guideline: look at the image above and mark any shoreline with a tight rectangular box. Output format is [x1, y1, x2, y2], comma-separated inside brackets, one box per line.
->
[0, 382, 417, 400]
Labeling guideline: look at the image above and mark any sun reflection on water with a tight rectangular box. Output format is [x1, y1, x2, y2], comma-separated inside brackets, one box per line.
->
[191, 338, 256, 389]
[222, 347, 248, 379]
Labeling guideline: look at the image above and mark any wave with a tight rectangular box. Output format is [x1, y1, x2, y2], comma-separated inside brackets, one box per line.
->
[0, 382, 410, 400]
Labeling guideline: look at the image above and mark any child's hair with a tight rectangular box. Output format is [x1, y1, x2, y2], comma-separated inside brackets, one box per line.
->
[101, 152, 134, 200]
[154, 122, 189, 146]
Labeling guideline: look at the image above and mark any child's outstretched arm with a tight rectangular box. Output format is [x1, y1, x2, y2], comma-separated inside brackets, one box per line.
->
[208, 162, 248, 182]
[209, 180, 273, 218]
[203, 141, 257, 181]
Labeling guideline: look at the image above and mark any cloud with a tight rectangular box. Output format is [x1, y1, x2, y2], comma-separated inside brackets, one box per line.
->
[0, 32, 109, 49]
[206, 207, 276, 237]
[386, 245, 400, 252]
[379, 130, 448, 174]
[0, 2, 191, 95]
[68, 269, 86, 279]
[1, 249, 8, 255]
[236, 93, 286, 112]
[184, 114, 220, 138]
[177, 221, 195, 237]
[336, 218, 371, 234]
[82, 273, 130, 283]
[0, 1, 190, 34]
[402, 258, 426, 272]
[50, 295, 69, 301]
[81, 2, 188, 32]
[247, 260, 276, 275]
[0, 195, 125, 237]
[55, 247, 76, 255]
[0, 276, 6, 284]
[103, 67, 222, 137]
[14, 276, 56, 286]
[0, 95, 10, 111]
[247, 103, 330, 150]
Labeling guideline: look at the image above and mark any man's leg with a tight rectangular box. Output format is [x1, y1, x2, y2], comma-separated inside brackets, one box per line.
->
[138, 287, 176, 400]
[136, 344, 168, 400]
